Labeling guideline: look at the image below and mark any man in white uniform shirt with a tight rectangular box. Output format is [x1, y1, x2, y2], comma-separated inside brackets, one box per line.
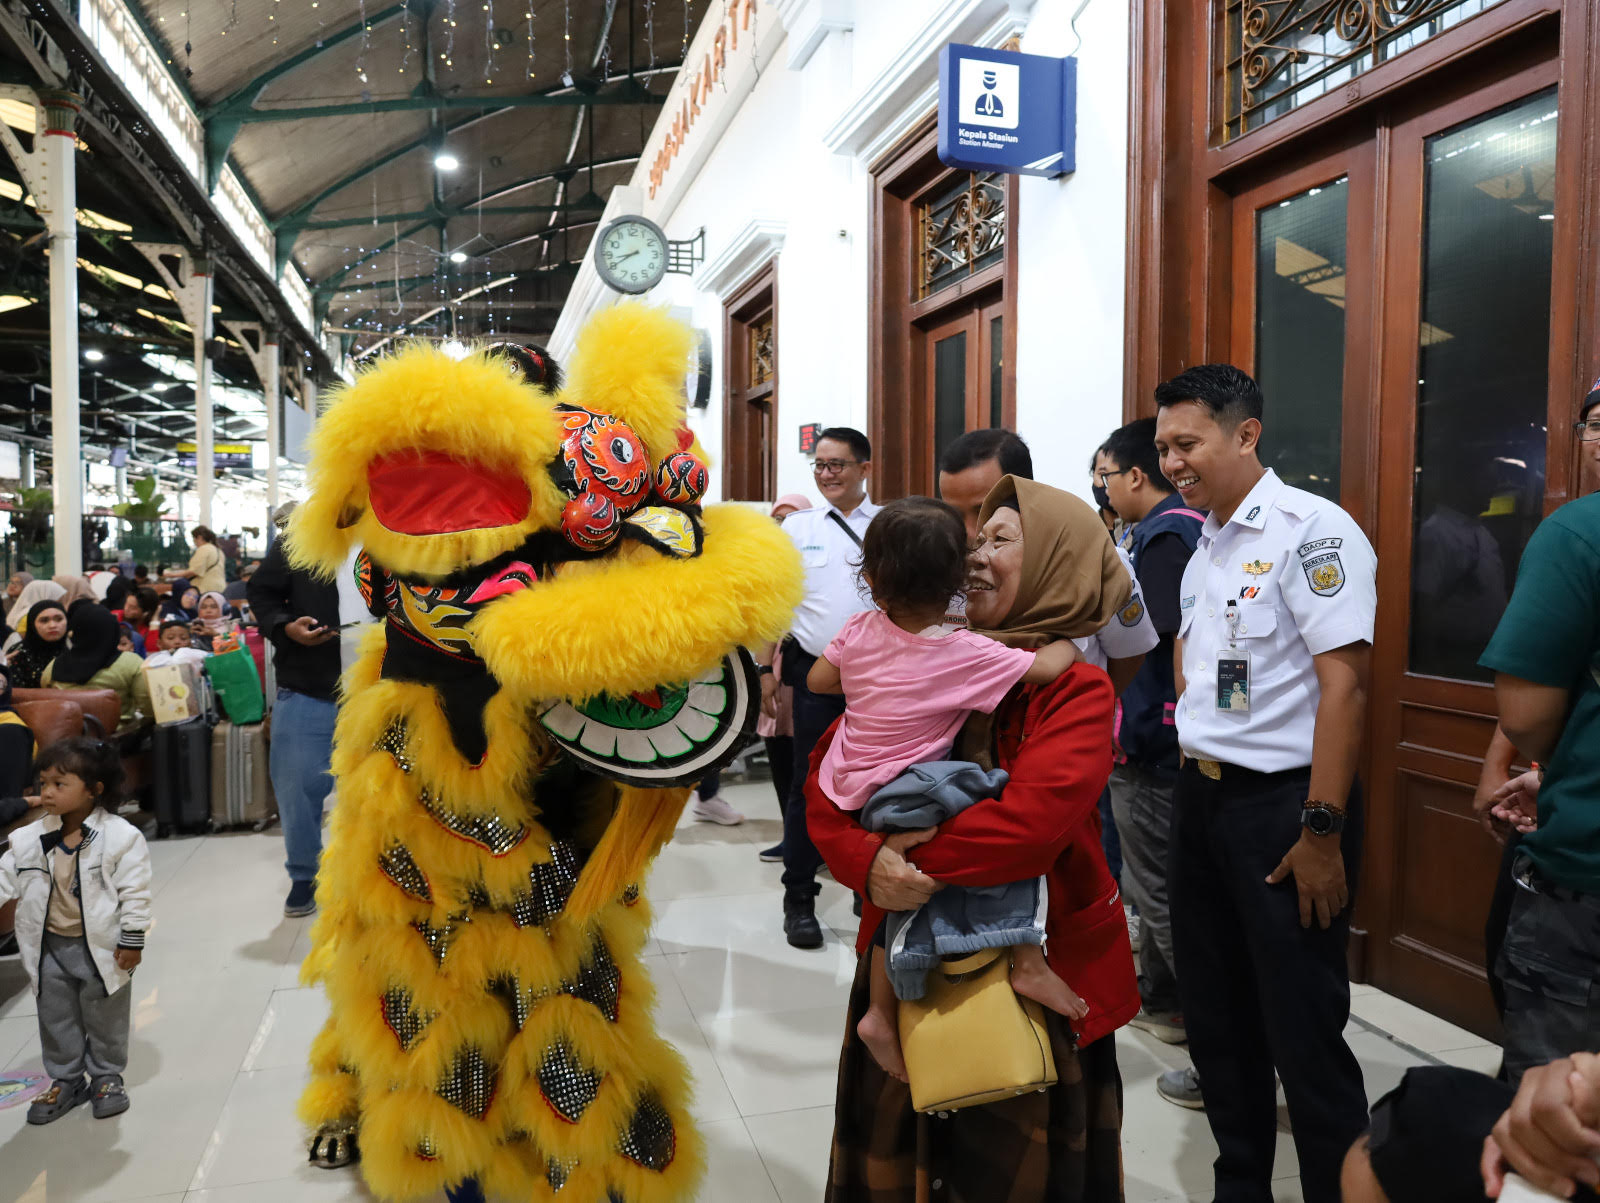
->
[1154, 364, 1375, 1203]
[771, 428, 881, 949]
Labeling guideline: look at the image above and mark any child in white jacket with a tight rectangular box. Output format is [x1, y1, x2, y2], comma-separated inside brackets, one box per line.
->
[0, 737, 151, 1123]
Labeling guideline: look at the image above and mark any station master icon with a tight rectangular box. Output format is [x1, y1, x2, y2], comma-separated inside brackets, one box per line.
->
[958, 57, 1020, 130]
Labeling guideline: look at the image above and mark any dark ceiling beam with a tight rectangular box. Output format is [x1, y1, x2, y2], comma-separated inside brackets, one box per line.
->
[325, 262, 579, 298]
[467, 154, 641, 208]
[290, 201, 590, 234]
[312, 220, 434, 296]
[238, 76, 658, 126]
[201, 2, 413, 190]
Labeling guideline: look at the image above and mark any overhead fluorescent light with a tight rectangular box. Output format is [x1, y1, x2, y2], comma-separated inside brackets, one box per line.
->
[434, 152, 460, 171]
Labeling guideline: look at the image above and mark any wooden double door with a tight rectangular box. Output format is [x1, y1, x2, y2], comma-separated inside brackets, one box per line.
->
[1227, 53, 1574, 1036]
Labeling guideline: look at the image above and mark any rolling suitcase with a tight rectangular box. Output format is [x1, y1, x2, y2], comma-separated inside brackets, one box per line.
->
[151, 717, 211, 837]
[210, 721, 277, 830]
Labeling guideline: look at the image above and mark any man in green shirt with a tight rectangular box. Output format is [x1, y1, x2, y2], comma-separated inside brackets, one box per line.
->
[1479, 383, 1600, 1083]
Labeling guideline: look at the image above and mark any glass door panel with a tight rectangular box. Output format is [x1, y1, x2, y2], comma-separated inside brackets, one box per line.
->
[1255, 177, 1350, 500]
[1407, 88, 1557, 681]
[929, 316, 975, 475]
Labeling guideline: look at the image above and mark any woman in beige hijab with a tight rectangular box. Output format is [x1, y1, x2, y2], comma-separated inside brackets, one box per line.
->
[808, 475, 1141, 1202]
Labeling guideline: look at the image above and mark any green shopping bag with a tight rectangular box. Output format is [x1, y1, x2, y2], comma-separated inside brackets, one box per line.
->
[206, 643, 265, 724]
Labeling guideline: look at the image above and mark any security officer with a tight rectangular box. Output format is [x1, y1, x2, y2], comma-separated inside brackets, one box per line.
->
[1154, 364, 1375, 1203]
[774, 427, 880, 949]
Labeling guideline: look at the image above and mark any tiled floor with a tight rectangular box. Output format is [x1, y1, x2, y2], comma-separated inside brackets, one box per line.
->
[0, 777, 1503, 1202]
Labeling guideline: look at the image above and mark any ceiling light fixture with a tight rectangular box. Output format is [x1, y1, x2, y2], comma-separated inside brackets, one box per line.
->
[434, 152, 460, 171]
[450, 250, 468, 263]
[84, 348, 104, 361]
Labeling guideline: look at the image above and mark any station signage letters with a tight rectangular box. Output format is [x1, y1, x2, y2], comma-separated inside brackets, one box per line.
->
[648, 0, 758, 198]
[937, 43, 1077, 178]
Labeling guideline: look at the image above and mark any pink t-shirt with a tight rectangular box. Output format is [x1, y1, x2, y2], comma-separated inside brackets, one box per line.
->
[817, 609, 1037, 811]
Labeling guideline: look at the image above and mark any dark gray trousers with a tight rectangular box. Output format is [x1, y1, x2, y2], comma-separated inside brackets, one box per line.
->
[37, 930, 130, 1083]
[1109, 762, 1181, 1014]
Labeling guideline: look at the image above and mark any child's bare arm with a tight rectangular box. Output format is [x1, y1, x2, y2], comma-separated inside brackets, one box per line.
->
[1020, 640, 1078, 684]
[807, 654, 844, 694]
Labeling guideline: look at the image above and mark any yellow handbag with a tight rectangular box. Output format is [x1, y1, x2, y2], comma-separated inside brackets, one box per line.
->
[898, 947, 1058, 1113]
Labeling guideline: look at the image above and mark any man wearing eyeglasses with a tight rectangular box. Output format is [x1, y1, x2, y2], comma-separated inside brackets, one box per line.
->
[772, 428, 880, 948]
[1478, 374, 1600, 1083]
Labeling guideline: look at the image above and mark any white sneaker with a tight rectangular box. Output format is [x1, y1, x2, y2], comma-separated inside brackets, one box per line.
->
[691, 792, 744, 826]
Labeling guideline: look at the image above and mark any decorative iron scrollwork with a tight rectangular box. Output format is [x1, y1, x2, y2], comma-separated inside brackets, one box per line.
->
[917, 172, 1006, 300]
[1224, 0, 1503, 140]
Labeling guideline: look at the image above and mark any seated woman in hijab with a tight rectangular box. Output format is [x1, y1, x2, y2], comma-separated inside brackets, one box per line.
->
[51, 574, 97, 611]
[5, 596, 69, 689]
[191, 590, 241, 653]
[806, 475, 1140, 1203]
[158, 583, 201, 626]
[42, 603, 151, 733]
[2, 578, 65, 654]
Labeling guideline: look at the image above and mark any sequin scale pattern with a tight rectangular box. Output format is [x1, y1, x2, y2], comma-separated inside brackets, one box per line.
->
[536, 1042, 603, 1123]
[380, 986, 437, 1052]
[618, 1093, 676, 1171]
[436, 1047, 498, 1119]
[420, 787, 530, 857]
[377, 842, 432, 901]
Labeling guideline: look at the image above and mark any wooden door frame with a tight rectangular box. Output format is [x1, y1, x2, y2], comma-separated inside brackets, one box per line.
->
[1362, 58, 1562, 1030]
[722, 260, 778, 501]
[869, 117, 1020, 500]
[1226, 143, 1381, 532]
[1124, 0, 1600, 443]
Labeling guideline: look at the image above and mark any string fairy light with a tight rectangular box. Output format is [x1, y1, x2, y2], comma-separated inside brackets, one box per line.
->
[526, 5, 536, 79]
[563, 0, 574, 76]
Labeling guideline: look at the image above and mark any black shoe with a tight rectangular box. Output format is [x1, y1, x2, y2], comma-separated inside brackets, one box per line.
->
[285, 880, 317, 918]
[758, 844, 784, 863]
[783, 894, 824, 949]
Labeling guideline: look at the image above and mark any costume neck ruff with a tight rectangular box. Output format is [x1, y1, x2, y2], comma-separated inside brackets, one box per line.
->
[369, 451, 532, 536]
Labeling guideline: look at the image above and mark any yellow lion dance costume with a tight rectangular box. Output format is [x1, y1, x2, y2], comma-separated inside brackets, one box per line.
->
[287, 305, 802, 1203]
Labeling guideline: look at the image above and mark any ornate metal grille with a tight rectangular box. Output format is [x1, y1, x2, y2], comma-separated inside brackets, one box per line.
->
[917, 172, 1006, 299]
[749, 316, 775, 387]
[1223, 0, 1506, 141]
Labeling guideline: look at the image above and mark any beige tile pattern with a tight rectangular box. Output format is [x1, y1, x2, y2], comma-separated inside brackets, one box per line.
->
[0, 779, 1504, 1202]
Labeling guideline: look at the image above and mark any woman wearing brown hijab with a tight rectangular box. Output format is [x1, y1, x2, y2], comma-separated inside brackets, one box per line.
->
[807, 476, 1140, 1202]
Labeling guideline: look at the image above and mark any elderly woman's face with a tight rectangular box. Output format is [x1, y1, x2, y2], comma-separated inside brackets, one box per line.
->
[34, 607, 67, 642]
[198, 596, 222, 620]
[965, 508, 1023, 629]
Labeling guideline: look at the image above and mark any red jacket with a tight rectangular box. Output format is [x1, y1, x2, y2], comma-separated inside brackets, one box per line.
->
[806, 663, 1140, 1047]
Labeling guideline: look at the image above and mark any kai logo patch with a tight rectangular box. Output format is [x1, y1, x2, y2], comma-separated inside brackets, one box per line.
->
[1303, 551, 1346, 596]
[1245, 506, 1261, 521]
[1119, 598, 1146, 627]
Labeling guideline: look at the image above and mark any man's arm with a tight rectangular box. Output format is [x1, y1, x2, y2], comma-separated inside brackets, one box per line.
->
[1267, 641, 1370, 929]
[1495, 673, 1571, 765]
[1106, 654, 1145, 696]
[245, 543, 297, 649]
[1473, 724, 1520, 841]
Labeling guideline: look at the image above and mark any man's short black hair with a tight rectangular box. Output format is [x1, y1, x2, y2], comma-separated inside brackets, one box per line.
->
[817, 426, 871, 463]
[1102, 418, 1170, 492]
[1154, 363, 1265, 428]
[938, 428, 1033, 481]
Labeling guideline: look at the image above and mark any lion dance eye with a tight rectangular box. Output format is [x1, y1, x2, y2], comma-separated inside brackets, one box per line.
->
[654, 452, 709, 506]
[610, 437, 635, 464]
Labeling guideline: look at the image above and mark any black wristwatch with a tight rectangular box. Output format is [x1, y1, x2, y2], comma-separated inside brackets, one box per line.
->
[757, 665, 774, 677]
[1301, 804, 1346, 837]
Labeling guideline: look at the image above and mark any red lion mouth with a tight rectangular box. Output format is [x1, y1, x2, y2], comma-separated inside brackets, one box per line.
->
[368, 451, 532, 536]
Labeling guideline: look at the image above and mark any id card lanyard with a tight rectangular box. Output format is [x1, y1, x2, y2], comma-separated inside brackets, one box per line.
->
[1217, 601, 1251, 713]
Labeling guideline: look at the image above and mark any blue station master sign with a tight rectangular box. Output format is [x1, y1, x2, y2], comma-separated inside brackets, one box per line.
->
[937, 43, 1077, 178]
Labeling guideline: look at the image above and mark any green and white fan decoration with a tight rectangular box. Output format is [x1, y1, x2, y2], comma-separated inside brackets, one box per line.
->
[537, 650, 760, 786]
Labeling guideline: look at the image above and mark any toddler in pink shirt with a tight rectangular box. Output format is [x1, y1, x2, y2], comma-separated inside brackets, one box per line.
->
[807, 496, 1086, 1084]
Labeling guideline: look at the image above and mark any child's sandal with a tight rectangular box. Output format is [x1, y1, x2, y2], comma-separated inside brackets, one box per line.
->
[91, 1075, 129, 1119]
[26, 1077, 89, 1125]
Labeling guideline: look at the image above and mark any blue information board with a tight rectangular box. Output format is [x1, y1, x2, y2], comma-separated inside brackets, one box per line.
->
[938, 43, 1077, 178]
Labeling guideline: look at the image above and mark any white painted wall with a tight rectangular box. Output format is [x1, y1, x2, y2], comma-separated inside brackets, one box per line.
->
[1014, 0, 1131, 504]
[553, 0, 1131, 510]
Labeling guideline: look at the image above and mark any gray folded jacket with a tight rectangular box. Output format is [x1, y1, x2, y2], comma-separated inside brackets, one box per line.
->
[859, 760, 1048, 1001]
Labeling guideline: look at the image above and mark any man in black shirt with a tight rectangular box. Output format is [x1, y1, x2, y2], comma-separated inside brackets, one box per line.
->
[247, 504, 341, 917]
[1098, 418, 1206, 1053]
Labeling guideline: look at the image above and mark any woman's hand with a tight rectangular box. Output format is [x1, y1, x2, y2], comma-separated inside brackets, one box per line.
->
[866, 828, 942, 911]
[760, 672, 779, 720]
[1482, 1054, 1600, 1198]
